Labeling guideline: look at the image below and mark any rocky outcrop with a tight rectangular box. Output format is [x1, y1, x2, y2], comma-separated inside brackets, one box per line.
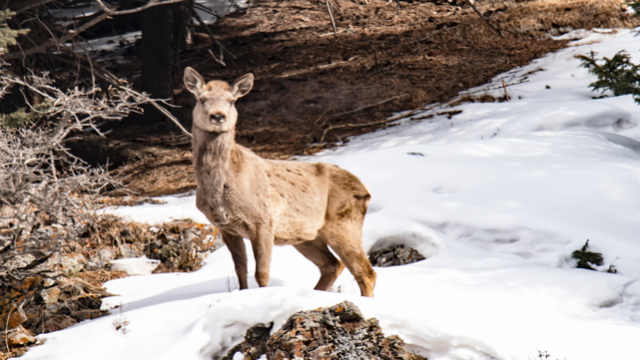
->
[225, 301, 426, 360]
[369, 245, 426, 267]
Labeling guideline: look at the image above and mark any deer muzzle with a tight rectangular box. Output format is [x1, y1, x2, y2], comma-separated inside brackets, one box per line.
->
[210, 113, 226, 123]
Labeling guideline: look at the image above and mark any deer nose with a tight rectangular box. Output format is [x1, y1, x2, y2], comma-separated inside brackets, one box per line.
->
[210, 113, 226, 123]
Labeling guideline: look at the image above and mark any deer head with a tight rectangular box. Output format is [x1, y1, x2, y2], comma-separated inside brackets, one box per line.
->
[184, 67, 254, 133]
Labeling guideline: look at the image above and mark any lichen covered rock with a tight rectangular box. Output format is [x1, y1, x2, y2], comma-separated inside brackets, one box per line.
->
[227, 301, 426, 360]
[369, 245, 426, 267]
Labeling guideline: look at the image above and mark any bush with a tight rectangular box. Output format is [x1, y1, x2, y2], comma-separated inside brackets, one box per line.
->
[571, 240, 604, 270]
[577, 50, 640, 103]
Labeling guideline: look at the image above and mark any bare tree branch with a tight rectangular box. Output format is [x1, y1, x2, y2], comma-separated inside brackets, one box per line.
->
[12, 0, 55, 14]
[464, 0, 504, 38]
[95, 0, 187, 16]
[190, 5, 236, 60]
[2, 13, 110, 60]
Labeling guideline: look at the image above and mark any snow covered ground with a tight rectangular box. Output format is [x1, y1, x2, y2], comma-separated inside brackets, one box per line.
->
[21, 29, 640, 360]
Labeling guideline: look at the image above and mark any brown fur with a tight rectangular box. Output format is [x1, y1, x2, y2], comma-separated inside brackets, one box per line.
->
[184, 67, 376, 297]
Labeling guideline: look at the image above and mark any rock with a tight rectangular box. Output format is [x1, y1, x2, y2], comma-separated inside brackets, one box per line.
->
[5, 253, 36, 269]
[43, 278, 56, 288]
[369, 245, 426, 267]
[228, 301, 426, 360]
[119, 244, 138, 258]
[60, 253, 86, 273]
[85, 248, 116, 270]
[222, 323, 273, 360]
[98, 248, 115, 262]
[7, 325, 37, 347]
[40, 286, 61, 304]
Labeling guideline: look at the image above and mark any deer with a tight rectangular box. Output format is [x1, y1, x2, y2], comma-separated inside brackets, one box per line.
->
[183, 67, 377, 297]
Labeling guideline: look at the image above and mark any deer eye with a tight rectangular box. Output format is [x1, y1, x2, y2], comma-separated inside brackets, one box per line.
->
[199, 99, 206, 105]
[230, 100, 236, 106]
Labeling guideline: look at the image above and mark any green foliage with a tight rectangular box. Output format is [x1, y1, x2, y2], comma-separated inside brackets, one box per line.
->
[576, 50, 640, 103]
[0, 99, 52, 129]
[571, 240, 604, 270]
[0, 9, 29, 54]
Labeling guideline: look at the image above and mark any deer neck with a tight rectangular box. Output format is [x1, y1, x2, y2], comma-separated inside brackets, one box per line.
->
[193, 127, 238, 188]
[193, 127, 235, 163]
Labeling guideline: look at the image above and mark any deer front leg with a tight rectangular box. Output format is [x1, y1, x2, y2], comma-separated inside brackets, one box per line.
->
[222, 231, 248, 290]
[250, 227, 274, 288]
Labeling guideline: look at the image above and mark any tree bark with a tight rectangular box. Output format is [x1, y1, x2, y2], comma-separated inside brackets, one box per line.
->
[141, 5, 174, 100]
[139, 4, 174, 124]
[138, 3, 189, 125]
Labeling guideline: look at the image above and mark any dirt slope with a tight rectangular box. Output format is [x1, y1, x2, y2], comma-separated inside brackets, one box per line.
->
[113, 0, 638, 197]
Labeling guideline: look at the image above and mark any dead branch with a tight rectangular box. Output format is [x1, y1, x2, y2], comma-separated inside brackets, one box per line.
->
[464, 0, 504, 38]
[149, 100, 193, 137]
[44, 52, 192, 137]
[319, 101, 438, 143]
[278, 56, 357, 78]
[2, 13, 110, 61]
[190, 6, 236, 60]
[502, 79, 509, 101]
[326, 0, 337, 35]
[13, 0, 56, 14]
[207, 48, 226, 67]
[330, 93, 408, 118]
[94, 0, 187, 16]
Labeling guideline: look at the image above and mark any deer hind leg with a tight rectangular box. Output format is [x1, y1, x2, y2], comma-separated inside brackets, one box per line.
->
[320, 223, 376, 298]
[294, 238, 345, 291]
[222, 231, 248, 290]
[250, 226, 274, 288]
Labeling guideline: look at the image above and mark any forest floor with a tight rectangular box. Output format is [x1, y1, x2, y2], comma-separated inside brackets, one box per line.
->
[104, 0, 639, 197]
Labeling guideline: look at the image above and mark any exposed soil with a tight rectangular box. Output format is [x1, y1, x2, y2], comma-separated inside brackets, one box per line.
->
[103, 0, 637, 196]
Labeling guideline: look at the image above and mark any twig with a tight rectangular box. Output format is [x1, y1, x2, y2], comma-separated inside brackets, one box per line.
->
[14, 0, 55, 14]
[330, 93, 408, 118]
[43, 52, 192, 137]
[95, 0, 187, 16]
[464, 0, 504, 38]
[207, 49, 225, 67]
[326, 0, 337, 35]
[320, 94, 413, 142]
[5, 305, 16, 353]
[278, 56, 356, 78]
[149, 101, 193, 138]
[313, 109, 328, 125]
[190, 6, 236, 60]
[12, 228, 23, 249]
[2, 13, 110, 60]
[502, 79, 509, 101]
[393, 0, 401, 15]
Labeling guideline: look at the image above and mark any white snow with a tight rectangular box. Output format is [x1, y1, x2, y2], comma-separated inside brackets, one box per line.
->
[110, 256, 160, 275]
[21, 29, 640, 360]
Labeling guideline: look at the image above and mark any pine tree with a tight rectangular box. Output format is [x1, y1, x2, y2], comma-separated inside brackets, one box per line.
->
[577, 51, 640, 103]
[0, 9, 29, 55]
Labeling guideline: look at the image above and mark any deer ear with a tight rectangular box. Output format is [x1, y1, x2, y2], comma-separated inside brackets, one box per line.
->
[184, 67, 205, 94]
[231, 73, 254, 99]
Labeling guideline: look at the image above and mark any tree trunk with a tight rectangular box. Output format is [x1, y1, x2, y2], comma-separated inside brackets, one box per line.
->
[138, 3, 190, 125]
[141, 5, 174, 98]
